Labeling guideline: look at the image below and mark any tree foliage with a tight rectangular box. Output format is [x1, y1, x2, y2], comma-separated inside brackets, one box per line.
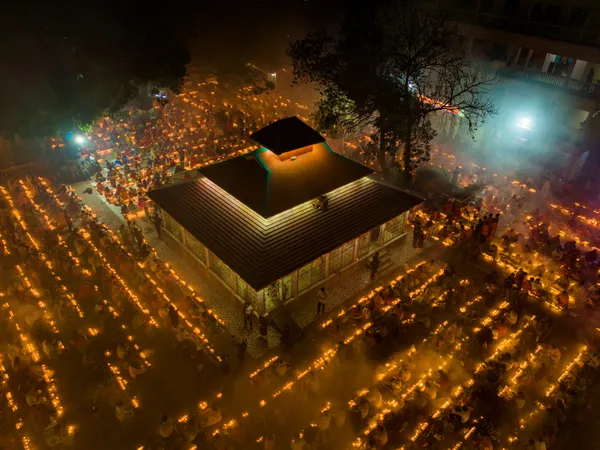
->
[287, 0, 497, 173]
[0, 1, 193, 139]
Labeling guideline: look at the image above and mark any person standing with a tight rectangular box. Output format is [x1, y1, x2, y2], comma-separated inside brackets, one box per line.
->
[317, 287, 327, 316]
[168, 305, 179, 330]
[153, 211, 163, 240]
[159, 415, 174, 438]
[412, 221, 422, 248]
[370, 252, 380, 280]
[586, 68, 595, 92]
[416, 227, 425, 248]
[243, 301, 254, 331]
[474, 219, 483, 242]
[237, 339, 247, 368]
[490, 213, 500, 238]
[178, 147, 185, 167]
[521, 277, 532, 300]
[138, 196, 148, 219]
[63, 210, 73, 231]
[258, 315, 269, 338]
[220, 354, 230, 375]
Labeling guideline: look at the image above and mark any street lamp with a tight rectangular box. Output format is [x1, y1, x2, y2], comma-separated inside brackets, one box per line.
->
[517, 117, 532, 130]
[75, 135, 85, 144]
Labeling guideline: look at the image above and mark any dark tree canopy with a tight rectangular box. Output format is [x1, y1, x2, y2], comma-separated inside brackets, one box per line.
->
[288, 0, 497, 173]
[0, 1, 194, 139]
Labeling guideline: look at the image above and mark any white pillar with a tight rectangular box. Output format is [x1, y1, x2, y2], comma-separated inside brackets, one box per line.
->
[511, 47, 522, 66]
[524, 49, 534, 68]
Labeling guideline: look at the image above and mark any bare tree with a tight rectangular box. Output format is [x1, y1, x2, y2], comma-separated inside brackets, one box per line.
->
[288, 0, 497, 173]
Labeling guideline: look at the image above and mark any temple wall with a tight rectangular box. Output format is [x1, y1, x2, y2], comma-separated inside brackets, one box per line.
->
[161, 208, 409, 315]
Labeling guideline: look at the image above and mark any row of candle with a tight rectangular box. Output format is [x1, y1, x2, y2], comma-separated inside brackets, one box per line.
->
[0, 200, 66, 341]
[17, 181, 87, 318]
[0, 220, 67, 425]
[208, 269, 447, 438]
[449, 344, 544, 450]
[248, 262, 428, 384]
[267, 277, 464, 444]
[2, 188, 154, 436]
[351, 297, 512, 448]
[0, 351, 34, 449]
[10, 183, 152, 415]
[1, 187, 83, 328]
[401, 318, 535, 448]
[2, 301, 65, 419]
[351, 292, 482, 442]
[40, 180, 225, 361]
[504, 345, 589, 447]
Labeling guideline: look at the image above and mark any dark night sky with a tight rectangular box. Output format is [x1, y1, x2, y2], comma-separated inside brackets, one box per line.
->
[189, 0, 345, 71]
[0, 0, 345, 132]
[0, 0, 345, 74]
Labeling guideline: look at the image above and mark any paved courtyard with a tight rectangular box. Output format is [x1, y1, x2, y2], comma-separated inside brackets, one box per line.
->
[73, 181, 428, 360]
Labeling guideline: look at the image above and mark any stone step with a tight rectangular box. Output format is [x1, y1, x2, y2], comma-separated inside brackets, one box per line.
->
[379, 259, 395, 274]
[368, 250, 396, 277]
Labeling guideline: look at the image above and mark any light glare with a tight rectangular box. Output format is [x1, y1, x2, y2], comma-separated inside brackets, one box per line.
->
[517, 117, 532, 129]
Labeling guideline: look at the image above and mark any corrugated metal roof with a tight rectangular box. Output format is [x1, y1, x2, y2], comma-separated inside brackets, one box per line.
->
[148, 176, 423, 291]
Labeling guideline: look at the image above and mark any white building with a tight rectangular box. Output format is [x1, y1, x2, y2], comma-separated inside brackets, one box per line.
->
[436, 0, 600, 178]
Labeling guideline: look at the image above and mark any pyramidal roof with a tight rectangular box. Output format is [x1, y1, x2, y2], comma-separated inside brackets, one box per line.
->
[249, 116, 325, 154]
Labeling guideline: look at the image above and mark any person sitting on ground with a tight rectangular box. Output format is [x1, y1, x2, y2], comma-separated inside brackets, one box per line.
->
[372, 425, 388, 447]
[291, 432, 306, 450]
[201, 402, 222, 427]
[349, 305, 362, 320]
[557, 290, 570, 310]
[357, 398, 370, 420]
[373, 291, 385, 309]
[362, 305, 372, 321]
[515, 390, 526, 409]
[556, 273, 570, 291]
[366, 387, 383, 409]
[158, 414, 174, 438]
[331, 404, 347, 429]
[115, 400, 133, 423]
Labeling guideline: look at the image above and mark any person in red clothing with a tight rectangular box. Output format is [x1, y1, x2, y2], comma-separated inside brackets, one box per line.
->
[515, 268, 526, 290]
[489, 213, 500, 238]
[557, 290, 569, 311]
[444, 199, 453, 215]
[496, 321, 508, 339]
[521, 277, 532, 299]
[63, 210, 73, 231]
[78, 280, 94, 301]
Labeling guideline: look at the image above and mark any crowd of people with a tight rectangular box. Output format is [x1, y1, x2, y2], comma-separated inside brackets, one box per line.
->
[72, 82, 311, 222]
[0, 177, 233, 449]
[2, 165, 598, 449]
[2, 84, 600, 449]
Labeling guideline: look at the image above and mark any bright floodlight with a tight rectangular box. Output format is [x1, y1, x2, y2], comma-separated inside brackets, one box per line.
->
[75, 135, 85, 144]
[517, 117, 532, 129]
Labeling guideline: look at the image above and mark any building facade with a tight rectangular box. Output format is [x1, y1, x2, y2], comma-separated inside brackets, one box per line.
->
[162, 204, 410, 314]
[149, 117, 423, 315]
[436, 0, 600, 178]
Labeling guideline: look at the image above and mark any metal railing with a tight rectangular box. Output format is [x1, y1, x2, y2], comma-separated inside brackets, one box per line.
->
[499, 67, 598, 97]
[0, 163, 35, 181]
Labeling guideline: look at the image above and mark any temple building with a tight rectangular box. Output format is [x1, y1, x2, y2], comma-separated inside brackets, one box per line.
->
[148, 117, 423, 315]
